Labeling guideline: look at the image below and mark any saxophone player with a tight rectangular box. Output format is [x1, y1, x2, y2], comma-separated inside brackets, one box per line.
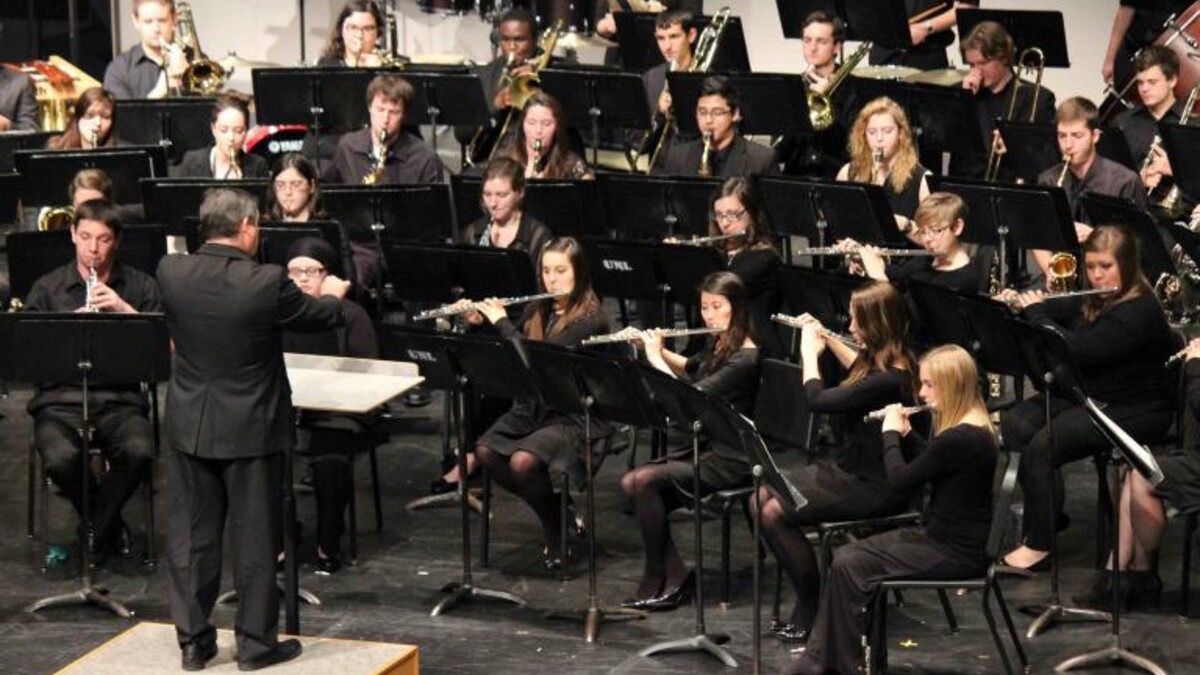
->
[652, 75, 776, 177]
[103, 0, 188, 99]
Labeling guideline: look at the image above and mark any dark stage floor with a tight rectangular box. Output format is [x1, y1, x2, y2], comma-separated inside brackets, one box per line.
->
[1, 386, 1198, 675]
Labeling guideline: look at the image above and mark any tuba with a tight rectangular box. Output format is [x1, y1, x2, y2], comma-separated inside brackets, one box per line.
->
[175, 2, 227, 95]
[806, 41, 872, 132]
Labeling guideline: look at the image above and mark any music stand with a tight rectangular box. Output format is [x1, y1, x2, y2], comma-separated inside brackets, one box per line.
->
[1158, 122, 1200, 202]
[5, 231, 74, 308]
[957, 9, 1071, 68]
[116, 225, 169, 279]
[839, 0, 911, 48]
[113, 98, 216, 165]
[0, 312, 170, 619]
[16, 146, 169, 206]
[257, 221, 347, 267]
[775, 0, 839, 39]
[522, 343, 651, 641]
[1081, 193, 1177, 285]
[540, 66, 651, 166]
[613, 12, 751, 73]
[141, 178, 270, 236]
[756, 176, 904, 253]
[0, 173, 18, 225]
[0, 131, 56, 173]
[599, 174, 720, 240]
[996, 121, 1059, 185]
[377, 327, 531, 616]
[397, 71, 490, 161]
[851, 79, 985, 174]
[385, 242, 537, 309]
[450, 175, 605, 239]
[667, 72, 812, 138]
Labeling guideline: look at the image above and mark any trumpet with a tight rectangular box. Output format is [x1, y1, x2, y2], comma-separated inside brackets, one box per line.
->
[863, 403, 935, 422]
[998, 286, 1118, 306]
[362, 129, 387, 185]
[770, 313, 863, 350]
[413, 290, 567, 321]
[85, 265, 99, 313]
[698, 131, 713, 178]
[581, 326, 723, 346]
[796, 245, 936, 258]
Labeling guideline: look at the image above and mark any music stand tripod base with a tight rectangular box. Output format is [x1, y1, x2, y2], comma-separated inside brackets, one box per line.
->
[404, 489, 484, 514]
[25, 586, 133, 619]
[1024, 604, 1110, 638]
[544, 604, 647, 644]
[1054, 637, 1169, 675]
[217, 586, 322, 607]
[639, 633, 736, 668]
[431, 581, 527, 617]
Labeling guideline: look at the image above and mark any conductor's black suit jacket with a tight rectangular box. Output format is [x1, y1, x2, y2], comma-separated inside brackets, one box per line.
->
[156, 243, 344, 459]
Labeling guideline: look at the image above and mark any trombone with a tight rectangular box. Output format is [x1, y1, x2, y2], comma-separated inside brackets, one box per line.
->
[983, 46, 1045, 182]
[171, 2, 227, 95]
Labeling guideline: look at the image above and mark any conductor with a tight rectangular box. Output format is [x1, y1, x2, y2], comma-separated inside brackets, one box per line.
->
[156, 188, 350, 671]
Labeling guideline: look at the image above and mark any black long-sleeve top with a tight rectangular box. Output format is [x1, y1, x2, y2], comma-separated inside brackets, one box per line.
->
[805, 368, 914, 483]
[686, 343, 761, 488]
[882, 424, 997, 561]
[885, 257, 980, 294]
[728, 246, 782, 358]
[1024, 292, 1176, 406]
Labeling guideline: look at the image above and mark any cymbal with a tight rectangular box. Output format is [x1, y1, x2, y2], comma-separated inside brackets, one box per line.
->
[904, 68, 968, 87]
[556, 32, 618, 51]
[852, 65, 921, 81]
[218, 52, 282, 71]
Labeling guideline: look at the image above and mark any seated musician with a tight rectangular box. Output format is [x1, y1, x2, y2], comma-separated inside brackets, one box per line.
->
[637, 8, 697, 160]
[957, 20, 1057, 179]
[777, 10, 858, 178]
[868, 1, 977, 70]
[1127, 46, 1200, 201]
[620, 271, 760, 609]
[1076, 336, 1200, 610]
[282, 237, 375, 575]
[653, 75, 777, 177]
[467, 237, 612, 569]
[24, 200, 162, 563]
[103, 0, 187, 99]
[787, 345, 997, 675]
[593, 0, 702, 43]
[319, 0, 387, 68]
[847, 192, 981, 294]
[325, 74, 445, 185]
[47, 88, 118, 150]
[751, 282, 916, 644]
[837, 97, 930, 238]
[998, 225, 1177, 571]
[1032, 97, 1145, 283]
[0, 66, 39, 132]
[266, 152, 359, 290]
[457, 8, 538, 165]
[498, 91, 593, 180]
[174, 93, 269, 179]
[460, 157, 552, 255]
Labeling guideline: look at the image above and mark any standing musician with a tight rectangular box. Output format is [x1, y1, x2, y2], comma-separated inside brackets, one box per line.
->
[319, 0, 387, 68]
[751, 281, 917, 644]
[652, 75, 777, 177]
[777, 10, 858, 178]
[47, 88, 118, 150]
[325, 74, 444, 185]
[619, 271, 760, 609]
[467, 237, 612, 570]
[175, 93, 269, 179]
[103, 0, 187, 99]
[868, 1, 978, 71]
[1032, 97, 1145, 283]
[25, 200, 161, 564]
[638, 9, 697, 159]
[786, 345, 998, 675]
[998, 225, 1177, 571]
[837, 97, 930, 238]
[460, 157, 552, 256]
[499, 91, 593, 180]
[0, 67, 39, 132]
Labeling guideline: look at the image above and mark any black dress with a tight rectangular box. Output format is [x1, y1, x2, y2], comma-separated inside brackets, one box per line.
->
[727, 246, 783, 358]
[477, 305, 613, 484]
[887, 162, 928, 222]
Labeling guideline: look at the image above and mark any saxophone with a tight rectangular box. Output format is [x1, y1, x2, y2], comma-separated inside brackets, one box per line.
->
[698, 132, 713, 177]
[362, 129, 388, 185]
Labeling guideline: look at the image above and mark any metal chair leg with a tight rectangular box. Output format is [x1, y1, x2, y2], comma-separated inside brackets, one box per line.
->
[369, 446, 383, 532]
[936, 588, 959, 633]
[720, 497, 735, 605]
[1183, 513, 1196, 620]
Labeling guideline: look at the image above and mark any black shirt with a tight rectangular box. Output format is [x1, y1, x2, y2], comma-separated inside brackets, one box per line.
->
[869, 0, 979, 70]
[655, 134, 778, 177]
[728, 246, 783, 358]
[103, 44, 173, 99]
[885, 256, 980, 294]
[1037, 155, 1147, 221]
[173, 145, 270, 179]
[460, 211, 552, 262]
[686, 344, 761, 488]
[805, 368, 915, 482]
[325, 128, 445, 185]
[889, 163, 929, 220]
[1113, 98, 1191, 166]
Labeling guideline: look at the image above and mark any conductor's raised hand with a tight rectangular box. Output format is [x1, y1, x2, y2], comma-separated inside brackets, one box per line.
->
[319, 274, 351, 299]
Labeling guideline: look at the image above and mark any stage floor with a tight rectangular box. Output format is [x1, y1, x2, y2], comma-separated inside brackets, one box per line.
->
[0, 386, 1197, 674]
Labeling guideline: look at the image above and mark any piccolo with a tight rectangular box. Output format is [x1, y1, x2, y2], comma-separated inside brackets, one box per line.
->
[998, 287, 1118, 305]
[414, 290, 567, 321]
[680, 232, 746, 246]
[770, 313, 863, 350]
[863, 403, 935, 422]
[796, 246, 936, 257]
[581, 326, 723, 346]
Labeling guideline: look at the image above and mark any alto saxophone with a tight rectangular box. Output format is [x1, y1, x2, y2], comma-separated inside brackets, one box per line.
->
[362, 129, 388, 185]
[698, 132, 713, 178]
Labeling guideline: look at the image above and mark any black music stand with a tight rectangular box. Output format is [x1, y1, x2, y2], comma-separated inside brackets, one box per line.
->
[1159, 122, 1200, 202]
[0, 312, 170, 619]
[450, 175, 605, 239]
[599, 174, 720, 240]
[580, 238, 669, 326]
[756, 176, 904, 254]
[117, 225, 169, 278]
[839, 0, 911, 48]
[257, 221, 347, 266]
[541, 66, 651, 166]
[523, 343, 651, 641]
[0, 173, 18, 225]
[907, 282, 1029, 383]
[957, 10, 1071, 68]
[613, 12, 751, 73]
[1081, 193, 1177, 285]
[775, 0, 838, 39]
[378, 328, 531, 616]
[113, 98, 216, 165]
[5, 231, 73, 308]
[996, 121, 1059, 184]
[399, 71, 490, 161]
[851, 79, 985, 174]
[385, 242, 537, 310]
[141, 178, 271, 236]
[16, 146, 169, 206]
[667, 73, 812, 138]
[0, 131, 57, 173]
[633, 362, 742, 668]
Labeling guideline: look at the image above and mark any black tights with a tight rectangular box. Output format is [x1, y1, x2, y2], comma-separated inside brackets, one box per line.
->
[476, 444, 562, 548]
[620, 462, 693, 600]
[752, 486, 820, 629]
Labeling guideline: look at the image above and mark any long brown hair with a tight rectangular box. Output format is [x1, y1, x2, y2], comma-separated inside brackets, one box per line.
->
[524, 237, 601, 340]
[707, 177, 775, 252]
[1081, 225, 1151, 323]
[921, 344, 994, 437]
[503, 91, 585, 180]
[699, 271, 755, 373]
[844, 281, 916, 385]
[48, 88, 117, 150]
[265, 152, 326, 220]
[847, 97, 918, 194]
[322, 0, 384, 62]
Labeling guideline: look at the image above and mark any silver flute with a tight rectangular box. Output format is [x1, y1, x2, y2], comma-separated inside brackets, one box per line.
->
[85, 265, 100, 312]
[863, 403, 935, 422]
[681, 232, 746, 246]
[770, 313, 863, 350]
[581, 326, 723, 346]
[999, 287, 1118, 305]
[796, 246, 936, 257]
[413, 290, 567, 321]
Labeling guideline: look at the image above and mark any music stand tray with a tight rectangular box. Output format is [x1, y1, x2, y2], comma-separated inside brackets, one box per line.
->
[667, 72, 812, 138]
[17, 146, 169, 206]
[599, 174, 720, 240]
[113, 98, 216, 165]
[451, 175, 605, 239]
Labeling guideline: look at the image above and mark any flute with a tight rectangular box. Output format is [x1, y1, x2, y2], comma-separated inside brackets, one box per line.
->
[581, 326, 722, 346]
[681, 232, 746, 246]
[414, 290, 567, 321]
[797, 246, 936, 258]
[770, 313, 863, 350]
[998, 287, 1118, 305]
[863, 403, 934, 422]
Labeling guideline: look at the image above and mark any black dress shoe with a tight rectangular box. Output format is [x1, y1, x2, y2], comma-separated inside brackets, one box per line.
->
[771, 622, 811, 644]
[237, 639, 302, 671]
[182, 641, 218, 671]
[315, 554, 342, 576]
[621, 579, 666, 609]
[403, 388, 432, 407]
[429, 478, 457, 495]
[541, 542, 574, 571]
[638, 570, 696, 612]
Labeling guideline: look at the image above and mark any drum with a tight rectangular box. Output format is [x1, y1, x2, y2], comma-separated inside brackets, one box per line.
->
[1103, 1, 1200, 122]
[244, 124, 310, 166]
[416, 0, 477, 15]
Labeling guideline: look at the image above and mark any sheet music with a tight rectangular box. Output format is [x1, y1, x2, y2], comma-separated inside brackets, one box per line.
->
[285, 353, 423, 414]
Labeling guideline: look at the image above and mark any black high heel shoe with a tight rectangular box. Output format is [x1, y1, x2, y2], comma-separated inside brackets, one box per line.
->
[621, 579, 666, 609]
[638, 570, 696, 612]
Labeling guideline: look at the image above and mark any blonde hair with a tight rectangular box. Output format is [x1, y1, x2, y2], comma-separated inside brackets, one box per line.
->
[920, 345, 993, 437]
[847, 97, 918, 194]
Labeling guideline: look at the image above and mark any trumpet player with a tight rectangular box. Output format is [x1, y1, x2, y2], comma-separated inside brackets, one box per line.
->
[319, 0, 386, 68]
[838, 97, 930, 238]
[653, 75, 776, 177]
[326, 74, 444, 185]
[103, 0, 187, 99]
[176, 93, 268, 179]
[1117, 46, 1187, 169]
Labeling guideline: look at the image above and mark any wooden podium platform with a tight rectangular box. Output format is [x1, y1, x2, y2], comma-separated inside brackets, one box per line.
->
[55, 622, 419, 674]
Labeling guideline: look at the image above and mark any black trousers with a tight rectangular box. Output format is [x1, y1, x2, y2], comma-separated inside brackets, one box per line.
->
[791, 528, 982, 675]
[34, 402, 154, 542]
[166, 450, 282, 662]
[301, 428, 359, 557]
[1001, 394, 1172, 551]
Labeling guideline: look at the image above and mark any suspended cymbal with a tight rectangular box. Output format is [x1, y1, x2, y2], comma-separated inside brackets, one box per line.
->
[218, 52, 282, 71]
[557, 32, 618, 52]
[852, 64, 921, 81]
[904, 68, 968, 87]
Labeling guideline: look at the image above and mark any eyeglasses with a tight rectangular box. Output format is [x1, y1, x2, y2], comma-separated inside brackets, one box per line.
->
[344, 24, 378, 34]
[697, 108, 732, 119]
[713, 209, 746, 223]
[287, 266, 325, 279]
[915, 225, 951, 239]
[274, 179, 310, 192]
